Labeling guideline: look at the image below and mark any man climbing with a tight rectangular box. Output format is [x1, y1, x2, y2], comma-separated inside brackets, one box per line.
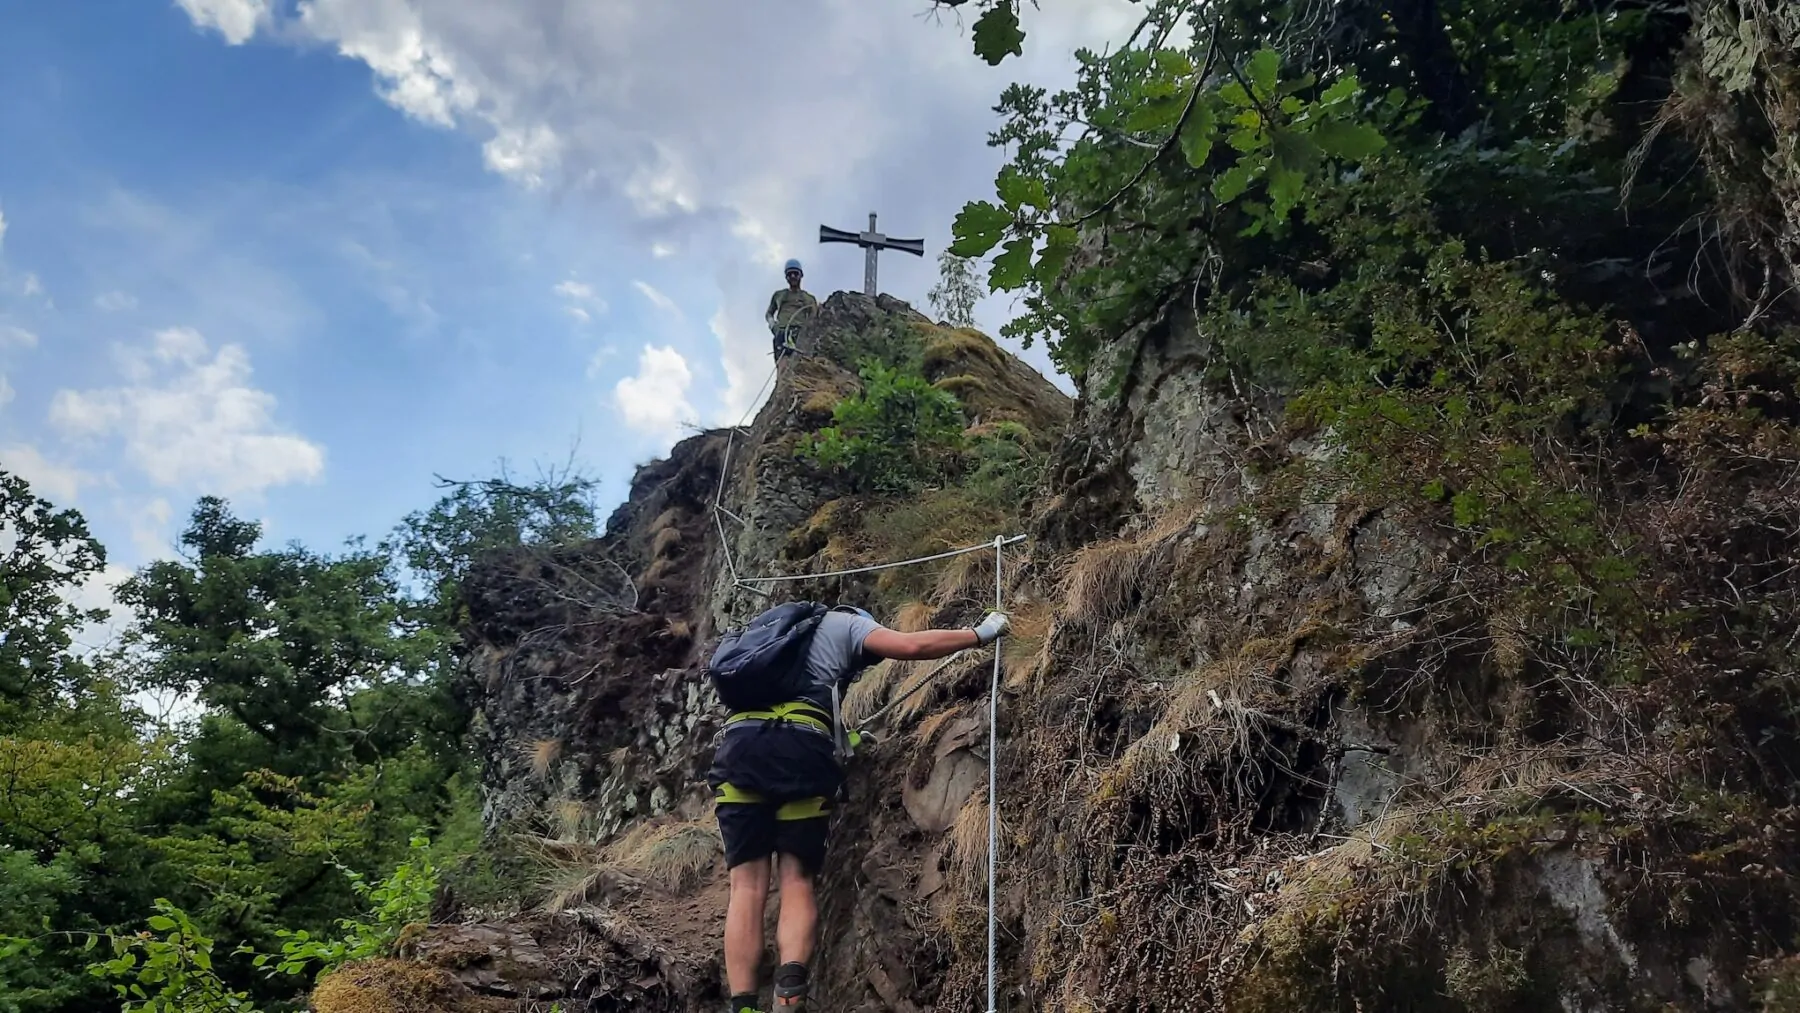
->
[706, 602, 1010, 1013]
[765, 259, 818, 361]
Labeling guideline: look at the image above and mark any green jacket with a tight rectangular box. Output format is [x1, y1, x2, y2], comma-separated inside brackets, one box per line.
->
[766, 287, 819, 331]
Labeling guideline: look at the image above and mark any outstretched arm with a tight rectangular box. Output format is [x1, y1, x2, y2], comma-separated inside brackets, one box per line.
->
[863, 627, 979, 661]
[862, 614, 1008, 662]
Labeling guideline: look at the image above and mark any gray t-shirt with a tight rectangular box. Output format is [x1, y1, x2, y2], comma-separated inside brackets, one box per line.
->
[797, 610, 883, 710]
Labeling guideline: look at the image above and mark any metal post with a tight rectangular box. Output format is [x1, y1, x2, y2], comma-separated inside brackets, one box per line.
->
[864, 213, 879, 297]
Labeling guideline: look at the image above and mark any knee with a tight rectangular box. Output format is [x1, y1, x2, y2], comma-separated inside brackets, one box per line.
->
[729, 860, 771, 900]
[776, 856, 815, 893]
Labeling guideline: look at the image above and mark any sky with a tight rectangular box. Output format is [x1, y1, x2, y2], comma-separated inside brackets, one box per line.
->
[0, 0, 1146, 645]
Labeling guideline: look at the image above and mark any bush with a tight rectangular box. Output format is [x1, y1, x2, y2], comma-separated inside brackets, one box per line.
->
[796, 359, 967, 495]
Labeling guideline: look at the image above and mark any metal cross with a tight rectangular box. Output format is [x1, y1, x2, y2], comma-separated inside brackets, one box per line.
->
[819, 212, 924, 297]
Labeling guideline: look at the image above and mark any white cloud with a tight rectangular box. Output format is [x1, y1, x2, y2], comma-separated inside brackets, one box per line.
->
[128, 497, 175, 561]
[175, 0, 269, 45]
[484, 124, 561, 187]
[0, 375, 12, 409]
[94, 290, 139, 312]
[189, 0, 1146, 413]
[0, 325, 36, 348]
[294, 0, 483, 128]
[711, 304, 773, 424]
[555, 278, 606, 323]
[0, 206, 7, 251]
[20, 274, 41, 298]
[48, 326, 325, 497]
[632, 280, 680, 318]
[612, 344, 694, 440]
[1, 444, 88, 505]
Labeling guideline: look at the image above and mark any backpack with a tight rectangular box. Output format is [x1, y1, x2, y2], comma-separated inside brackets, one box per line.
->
[706, 601, 830, 712]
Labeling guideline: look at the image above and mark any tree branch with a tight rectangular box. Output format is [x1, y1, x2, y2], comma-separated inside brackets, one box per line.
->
[1070, 10, 1227, 228]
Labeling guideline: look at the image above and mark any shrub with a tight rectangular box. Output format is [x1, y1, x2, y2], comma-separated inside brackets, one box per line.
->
[796, 359, 967, 495]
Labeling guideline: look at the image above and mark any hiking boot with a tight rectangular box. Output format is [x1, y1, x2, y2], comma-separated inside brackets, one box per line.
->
[729, 992, 766, 1013]
[773, 961, 810, 1009]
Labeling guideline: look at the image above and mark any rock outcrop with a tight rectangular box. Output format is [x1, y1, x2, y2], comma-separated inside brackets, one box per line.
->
[319, 284, 1800, 1013]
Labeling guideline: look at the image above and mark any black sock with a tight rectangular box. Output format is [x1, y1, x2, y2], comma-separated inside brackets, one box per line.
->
[774, 961, 809, 1003]
[729, 992, 762, 1013]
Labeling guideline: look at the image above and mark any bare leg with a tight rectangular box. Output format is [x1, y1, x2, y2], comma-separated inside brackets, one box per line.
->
[725, 858, 772, 995]
[774, 853, 817, 968]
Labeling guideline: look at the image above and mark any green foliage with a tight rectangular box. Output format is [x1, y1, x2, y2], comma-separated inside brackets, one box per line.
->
[796, 360, 968, 495]
[253, 835, 437, 983]
[87, 900, 262, 1013]
[0, 470, 109, 724]
[928, 248, 983, 327]
[950, 27, 1401, 378]
[386, 464, 600, 615]
[118, 499, 438, 762]
[970, 2, 1024, 64]
[0, 849, 83, 1012]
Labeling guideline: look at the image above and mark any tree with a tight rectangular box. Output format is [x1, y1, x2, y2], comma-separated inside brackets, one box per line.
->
[117, 497, 430, 764]
[927, 248, 983, 328]
[0, 470, 108, 726]
[386, 460, 601, 617]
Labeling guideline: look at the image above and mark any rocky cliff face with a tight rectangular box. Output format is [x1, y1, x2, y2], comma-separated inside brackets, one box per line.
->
[314, 286, 1799, 1013]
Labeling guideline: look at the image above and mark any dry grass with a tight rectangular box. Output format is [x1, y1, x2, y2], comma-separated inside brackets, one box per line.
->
[1062, 540, 1143, 627]
[643, 556, 678, 585]
[1000, 598, 1053, 690]
[551, 798, 590, 840]
[892, 600, 937, 632]
[924, 328, 1005, 370]
[788, 356, 859, 412]
[651, 526, 683, 559]
[648, 507, 683, 535]
[609, 819, 722, 891]
[946, 788, 997, 906]
[911, 703, 971, 751]
[312, 959, 467, 1013]
[1088, 635, 1292, 815]
[1061, 507, 1202, 627]
[894, 652, 986, 724]
[935, 374, 989, 398]
[536, 817, 723, 912]
[525, 738, 562, 781]
[933, 550, 997, 607]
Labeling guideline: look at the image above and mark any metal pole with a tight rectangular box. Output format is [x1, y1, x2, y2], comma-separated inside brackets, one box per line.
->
[864, 212, 878, 297]
[987, 534, 1003, 1013]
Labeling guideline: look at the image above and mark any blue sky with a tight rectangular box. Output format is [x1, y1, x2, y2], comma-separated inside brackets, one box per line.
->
[0, 0, 1143, 637]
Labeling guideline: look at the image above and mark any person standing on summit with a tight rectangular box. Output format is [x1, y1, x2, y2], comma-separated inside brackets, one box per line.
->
[765, 259, 818, 361]
[705, 601, 1010, 1013]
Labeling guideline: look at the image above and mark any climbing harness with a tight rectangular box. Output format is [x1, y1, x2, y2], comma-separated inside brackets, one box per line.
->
[711, 358, 1017, 1013]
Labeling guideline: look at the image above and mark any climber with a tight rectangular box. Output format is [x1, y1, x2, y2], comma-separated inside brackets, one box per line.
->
[706, 602, 1010, 1013]
[765, 259, 818, 361]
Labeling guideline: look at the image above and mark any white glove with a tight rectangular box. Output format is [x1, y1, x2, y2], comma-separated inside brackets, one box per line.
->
[973, 611, 1010, 646]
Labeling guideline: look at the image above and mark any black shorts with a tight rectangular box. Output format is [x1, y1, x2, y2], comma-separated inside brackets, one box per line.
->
[715, 793, 833, 874]
[708, 723, 843, 874]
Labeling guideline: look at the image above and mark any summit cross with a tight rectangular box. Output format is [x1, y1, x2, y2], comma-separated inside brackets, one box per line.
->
[819, 212, 925, 297]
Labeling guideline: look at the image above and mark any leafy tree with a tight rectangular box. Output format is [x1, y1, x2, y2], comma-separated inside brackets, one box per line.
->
[927, 249, 983, 327]
[0, 849, 84, 1012]
[797, 360, 967, 494]
[117, 498, 432, 765]
[387, 462, 601, 614]
[0, 470, 108, 725]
